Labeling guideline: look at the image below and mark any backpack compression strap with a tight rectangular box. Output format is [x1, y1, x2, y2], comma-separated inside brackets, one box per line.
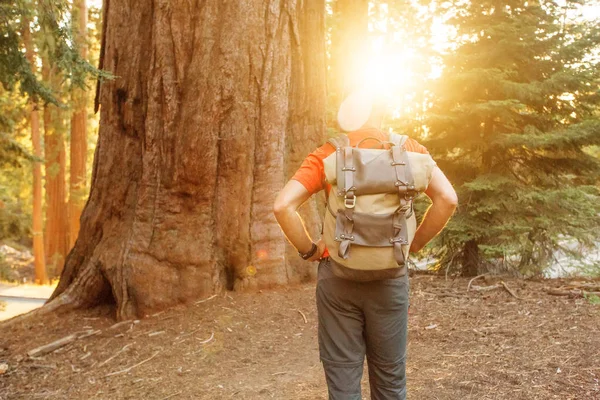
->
[322, 135, 350, 235]
[327, 134, 356, 258]
[389, 133, 414, 263]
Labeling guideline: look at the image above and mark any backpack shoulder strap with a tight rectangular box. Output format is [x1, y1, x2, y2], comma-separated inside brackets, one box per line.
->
[389, 132, 408, 148]
[327, 134, 350, 149]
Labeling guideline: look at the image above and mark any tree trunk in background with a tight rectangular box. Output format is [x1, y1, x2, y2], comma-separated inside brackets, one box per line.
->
[285, 2, 328, 283]
[48, 0, 326, 320]
[31, 106, 48, 284]
[23, 18, 47, 285]
[461, 240, 480, 277]
[457, 118, 493, 277]
[329, 0, 369, 109]
[43, 62, 69, 276]
[69, 0, 88, 249]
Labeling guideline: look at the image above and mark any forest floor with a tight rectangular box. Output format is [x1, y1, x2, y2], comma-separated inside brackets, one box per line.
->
[0, 274, 599, 400]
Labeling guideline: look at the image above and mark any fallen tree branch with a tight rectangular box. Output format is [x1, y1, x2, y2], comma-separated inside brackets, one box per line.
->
[78, 329, 101, 339]
[547, 288, 600, 297]
[499, 281, 522, 300]
[194, 294, 217, 305]
[30, 363, 57, 370]
[565, 282, 600, 291]
[196, 333, 214, 344]
[470, 282, 522, 300]
[297, 309, 307, 324]
[174, 328, 201, 341]
[27, 334, 78, 358]
[467, 274, 488, 292]
[98, 343, 134, 367]
[470, 284, 502, 292]
[421, 291, 465, 299]
[108, 320, 133, 330]
[105, 351, 160, 377]
[27, 330, 101, 358]
[547, 289, 576, 297]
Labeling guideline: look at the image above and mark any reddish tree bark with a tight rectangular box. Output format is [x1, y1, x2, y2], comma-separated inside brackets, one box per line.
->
[68, 0, 88, 250]
[47, 0, 326, 320]
[42, 61, 69, 277]
[23, 17, 48, 284]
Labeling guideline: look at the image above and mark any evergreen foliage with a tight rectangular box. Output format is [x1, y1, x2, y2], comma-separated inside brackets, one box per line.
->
[1, 0, 107, 103]
[425, 0, 600, 275]
[0, 0, 52, 102]
[0, 88, 32, 243]
[0, 0, 106, 245]
[0, 0, 108, 165]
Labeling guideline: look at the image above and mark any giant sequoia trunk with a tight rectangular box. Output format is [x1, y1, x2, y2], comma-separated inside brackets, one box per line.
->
[68, 0, 88, 249]
[48, 0, 326, 320]
[23, 18, 47, 284]
[42, 62, 69, 276]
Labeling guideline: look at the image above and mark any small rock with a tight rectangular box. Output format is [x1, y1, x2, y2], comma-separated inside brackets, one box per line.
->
[0, 363, 8, 375]
[425, 324, 438, 330]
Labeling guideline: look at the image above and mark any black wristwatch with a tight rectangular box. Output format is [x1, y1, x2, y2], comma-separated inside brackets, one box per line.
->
[299, 242, 318, 260]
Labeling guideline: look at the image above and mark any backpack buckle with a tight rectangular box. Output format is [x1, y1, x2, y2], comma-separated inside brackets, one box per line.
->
[344, 195, 356, 209]
[390, 237, 408, 245]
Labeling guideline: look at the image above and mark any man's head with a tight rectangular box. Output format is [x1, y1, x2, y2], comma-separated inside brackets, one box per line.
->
[337, 89, 386, 132]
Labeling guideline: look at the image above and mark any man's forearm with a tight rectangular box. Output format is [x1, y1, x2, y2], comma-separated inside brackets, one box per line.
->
[410, 201, 456, 253]
[274, 207, 314, 254]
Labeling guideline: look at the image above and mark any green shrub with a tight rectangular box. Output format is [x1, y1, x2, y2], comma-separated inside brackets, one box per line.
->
[584, 293, 600, 306]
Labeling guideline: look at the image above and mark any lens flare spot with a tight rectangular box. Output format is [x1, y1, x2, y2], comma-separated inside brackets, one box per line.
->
[246, 265, 257, 276]
[256, 249, 268, 260]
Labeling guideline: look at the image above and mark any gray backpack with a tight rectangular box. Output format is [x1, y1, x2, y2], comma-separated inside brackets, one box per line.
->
[322, 133, 436, 272]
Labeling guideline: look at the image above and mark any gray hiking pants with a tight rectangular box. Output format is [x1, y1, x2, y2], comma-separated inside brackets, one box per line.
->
[316, 258, 409, 400]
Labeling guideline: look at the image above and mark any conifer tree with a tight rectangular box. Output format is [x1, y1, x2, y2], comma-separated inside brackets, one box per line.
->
[0, 0, 105, 157]
[68, 0, 88, 249]
[23, 15, 47, 284]
[1, 0, 104, 280]
[42, 56, 68, 276]
[426, 0, 600, 275]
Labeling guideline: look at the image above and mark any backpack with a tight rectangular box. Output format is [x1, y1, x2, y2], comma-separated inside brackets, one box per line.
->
[322, 132, 436, 272]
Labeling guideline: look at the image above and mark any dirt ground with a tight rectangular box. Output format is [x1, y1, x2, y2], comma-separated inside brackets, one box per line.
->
[0, 275, 599, 400]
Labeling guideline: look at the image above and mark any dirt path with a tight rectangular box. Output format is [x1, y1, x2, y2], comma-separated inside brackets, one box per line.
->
[0, 276, 599, 399]
[0, 296, 46, 322]
[0, 284, 55, 322]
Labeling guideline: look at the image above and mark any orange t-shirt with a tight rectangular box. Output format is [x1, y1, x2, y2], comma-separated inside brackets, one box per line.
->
[291, 128, 430, 258]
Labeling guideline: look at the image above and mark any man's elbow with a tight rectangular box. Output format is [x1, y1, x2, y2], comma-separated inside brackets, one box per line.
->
[443, 190, 459, 210]
[433, 189, 458, 211]
[273, 195, 290, 219]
